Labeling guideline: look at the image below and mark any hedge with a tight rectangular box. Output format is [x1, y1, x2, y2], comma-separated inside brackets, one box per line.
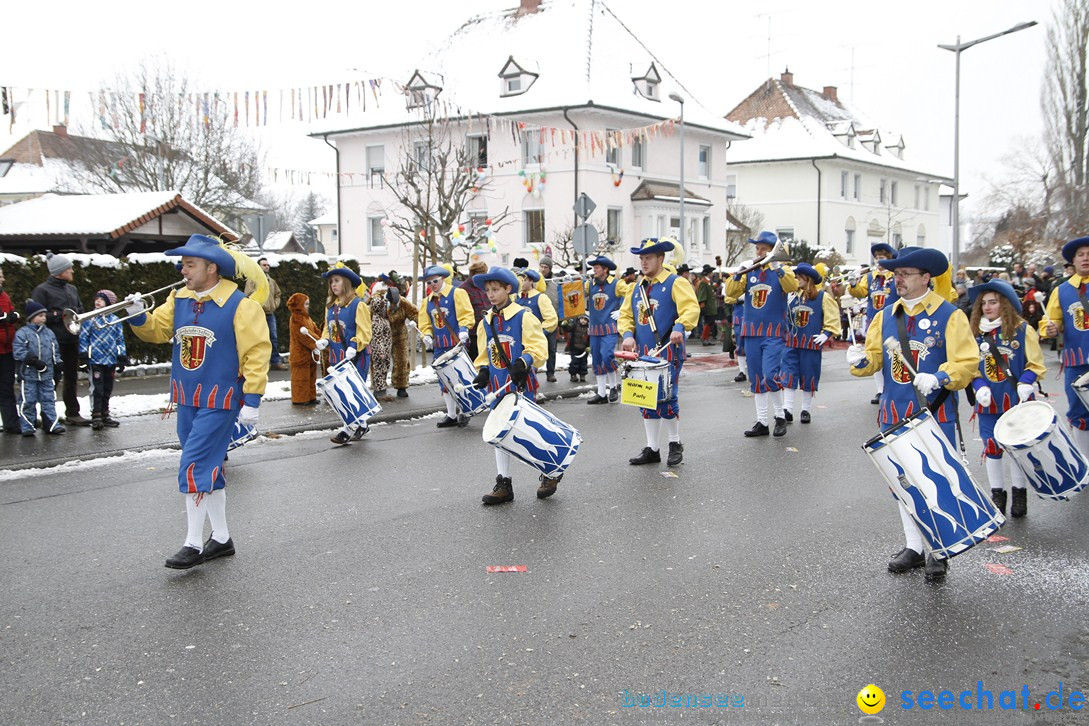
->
[0, 252, 370, 365]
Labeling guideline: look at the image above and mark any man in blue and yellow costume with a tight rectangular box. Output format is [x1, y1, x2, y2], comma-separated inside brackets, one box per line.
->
[619, 238, 700, 466]
[1041, 235, 1089, 456]
[126, 235, 270, 570]
[849, 242, 900, 405]
[418, 264, 476, 428]
[584, 255, 630, 404]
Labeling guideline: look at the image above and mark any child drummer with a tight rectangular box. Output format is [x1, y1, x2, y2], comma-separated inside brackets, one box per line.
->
[314, 265, 373, 445]
[618, 238, 700, 467]
[1040, 235, 1089, 457]
[471, 267, 550, 504]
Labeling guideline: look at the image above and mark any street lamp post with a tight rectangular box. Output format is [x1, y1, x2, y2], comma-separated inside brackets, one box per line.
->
[669, 92, 685, 254]
[939, 20, 1036, 272]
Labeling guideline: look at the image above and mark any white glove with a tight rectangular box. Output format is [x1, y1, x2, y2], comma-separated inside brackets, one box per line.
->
[124, 292, 147, 317]
[914, 372, 941, 396]
[238, 405, 259, 427]
[314, 338, 330, 352]
[975, 385, 993, 408]
[610, 310, 621, 321]
[344, 347, 356, 361]
[1017, 383, 1035, 403]
[458, 331, 469, 344]
[847, 274, 859, 287]
[846, 344, 866, 366]
[814, 332, 829, 347]
[422, 335, 433, 348]
[1033, 291, 1045, 304]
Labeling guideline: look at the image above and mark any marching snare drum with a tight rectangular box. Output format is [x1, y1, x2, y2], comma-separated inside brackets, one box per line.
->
[864, 409, 1005, 560]
[318, 358, 381, 429]
[994, 400, 1089, 501]
[623, 357, 672, 402]
[432, 343, 489, 417]
[1073, 370, 1089, 412]
[482, 392, 582, 478]
[228, 421, 258, 451]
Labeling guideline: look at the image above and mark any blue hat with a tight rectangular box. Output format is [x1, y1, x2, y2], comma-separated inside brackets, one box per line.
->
[630, 237, 676, 256]
[793, 263, 822, 284]
[968, 279, 1022, 313]
[870, 242, 897, 258]
[1062, 237, 1089, 262]
[164, 234, 236, 277]
[1044, 265, 1055, 275]
[25, 299, 46, 319]
[421, 265, 451, 280]
[880, 248, 949, 277]
[472, 267, 519, 292]
[322, 265, 362, 288]
[515, 267, 541, 282]
[897, 246, 922, 257]
[748, 230, 778, 246]
[587, 255, 616, 271]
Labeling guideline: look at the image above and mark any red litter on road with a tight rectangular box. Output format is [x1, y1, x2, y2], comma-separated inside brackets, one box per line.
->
[985, 563, 1014, 576]
[987, 535, 1010, 543]
[486, 565, 528, 573]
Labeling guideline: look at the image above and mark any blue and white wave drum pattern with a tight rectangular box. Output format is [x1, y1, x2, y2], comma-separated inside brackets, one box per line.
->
[994, 400, 1089, 501]
[228, 421, 258, 452]
[1073, 370, 1089, 412]
[482, 393, 582, 478]
[317, 358, 382, 429]
[864, 410, 1005, 560]
[432, 344, 489, 417]
[623, 358, 672, 402]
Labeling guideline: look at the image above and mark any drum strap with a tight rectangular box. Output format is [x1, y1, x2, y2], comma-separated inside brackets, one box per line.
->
[985, 331, 1016, 385]
[893, 306, 928, 411]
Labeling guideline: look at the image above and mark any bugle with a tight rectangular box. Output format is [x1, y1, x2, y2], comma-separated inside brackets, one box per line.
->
[62, 280, 185, 335]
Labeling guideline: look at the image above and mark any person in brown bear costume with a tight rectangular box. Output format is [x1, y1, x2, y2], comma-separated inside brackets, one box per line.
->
[384, 272, 419, 398]
[287, 292, 319, 405]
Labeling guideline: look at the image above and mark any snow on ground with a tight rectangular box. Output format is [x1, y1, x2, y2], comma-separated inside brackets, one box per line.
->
[0, 448, 180, 482]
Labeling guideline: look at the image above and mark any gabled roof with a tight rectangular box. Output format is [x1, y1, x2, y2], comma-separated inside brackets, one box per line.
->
[261, 230, 302, 252]
[630, 180, 711, 206]
[308, 212, 338, 226]
[0, 128, 126, 166]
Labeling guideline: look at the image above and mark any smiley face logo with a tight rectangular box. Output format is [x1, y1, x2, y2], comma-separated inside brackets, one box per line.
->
[857, 684, 885, 715]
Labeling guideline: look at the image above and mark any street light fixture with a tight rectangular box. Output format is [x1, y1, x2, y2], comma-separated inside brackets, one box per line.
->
[939, 20, 1037, 272]
[669, 92, 685, 254]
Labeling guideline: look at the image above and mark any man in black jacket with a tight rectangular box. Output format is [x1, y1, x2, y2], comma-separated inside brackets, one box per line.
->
[31, 253, 89, 425]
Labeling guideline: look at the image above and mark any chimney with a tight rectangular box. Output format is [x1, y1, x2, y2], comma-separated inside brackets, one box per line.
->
[52, 124, 68, 138]
[518, 0, 542, 14]
[780, 68, 794, 86]
[822, 86, 839, 103]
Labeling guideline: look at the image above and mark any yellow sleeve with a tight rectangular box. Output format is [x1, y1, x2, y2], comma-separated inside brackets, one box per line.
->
[538, 292, 558, 333]
[848, 276, 869, 299]
[474, 314, 490, 369]
[850, 310, 886, 378]
[1040, 287, 1063, 337]
[672, 276, 700, 332]
[616, 279, 632, 300]
[234, 297, 271, 398]
[938, 309, 980, 391]
[821, 292, 842, 337]
[453, 287, 475, 333]
[724, 274, 745, 300]
[1023, 324, 1047, 380]
[353, 300, 372, 348]
[617, 282, 636, 337]
[535, 277, 546, 294]
[778, 266, 798, 293]
[417, 300, 433, 337]
[129, 290, 178, 344]
[520, 310, 547, 368]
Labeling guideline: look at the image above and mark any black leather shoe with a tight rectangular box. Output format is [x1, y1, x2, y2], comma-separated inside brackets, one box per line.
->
[608, 387, 619, 403]
[65, 414, 91, 427]
[772, 417, 787, 437]
[629, 447, 661, 465]
[783, 410, 793, 423]
[165, 546, 205, 570]
[734, 371, 747, 383]
[924, 554, 948, 581]
[457, 415, 470, 428]
[991, 489, 1008, 516]
[744, 422, 769, 437]
[330, 430, 352, 445]
[570, 374, 580, 383]
[483, 476, 514, 505]
[436, 416, 460, 428]
[667, 442, 684, 466]
[396, 388, 409, 398]
[1011, 487, 1027, 517]
[102, 416, 120, 427]
[546, 374, 557, 383]
[350, 425, 369, 440]
[870, 394, 881, 405]
[800, 410, 811, 424]
[586, 394, 609, 405]
[887, 547, 925, 573]
[203, 536, 235, 560]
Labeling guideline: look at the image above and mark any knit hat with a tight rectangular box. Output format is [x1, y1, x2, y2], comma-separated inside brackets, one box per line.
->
[46, 253, 73, 276]
[513, 257, 530, 269]
[25, 299, 46, 319]
[96, 289, 117, 306]
[538, 255, 554, 268]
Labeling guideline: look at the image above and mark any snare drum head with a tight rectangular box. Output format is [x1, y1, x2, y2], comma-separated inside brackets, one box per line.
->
[994, 401, 1055, 447]
[1077, 370, 1089, 386]
[482, 393, 518, 441]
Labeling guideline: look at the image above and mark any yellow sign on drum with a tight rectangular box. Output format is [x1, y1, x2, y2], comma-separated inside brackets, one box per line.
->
[622, 378, 659, 409]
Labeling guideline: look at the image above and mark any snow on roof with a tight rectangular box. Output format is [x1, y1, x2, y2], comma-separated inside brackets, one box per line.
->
[0, 191, 239, 239]
[261, 230, 298, 251]
[0, 158, 83, 196]
[311, 0, 747, 139]
[308, 212, 337, 226]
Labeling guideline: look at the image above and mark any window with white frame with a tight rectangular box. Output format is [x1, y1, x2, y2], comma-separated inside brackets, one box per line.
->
[890, 181, 898, 206]
[631, 136, 645, 168]
[368, 216, 386, 251]
[606, 128, 619, 165]
[917, 224, 927, 248]
[505, 76, 523, 95]
[841, 171, 848, 199]
[726, 174, 737, 200]
[702, 216, 711, 251]
[854, 173, 861, 201]
[607, 208, 622, 246]
[524, 209, 545, 246]
[367, 145, 384, 188]
[466, 135, 488, 168]
[845, 216, 857, 255]
[776, 227, 795, 243]
[879, 178, 887, 204]
[467, 211, 488, 238]
[522, 130, 543, 166]
[698, 145, 711, 178]
[923, 186, 930, 211]
[412, 141, 430, 173]
[914, 184, 921, 210]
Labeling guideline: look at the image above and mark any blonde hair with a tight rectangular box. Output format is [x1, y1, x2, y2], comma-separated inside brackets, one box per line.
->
[970, 291, 1022, 340]
[326, 275, 357, 308]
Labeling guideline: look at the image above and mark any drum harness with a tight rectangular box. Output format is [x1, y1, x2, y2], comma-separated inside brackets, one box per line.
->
[486, 307, 524, 393]
[636, 280, 676, 357]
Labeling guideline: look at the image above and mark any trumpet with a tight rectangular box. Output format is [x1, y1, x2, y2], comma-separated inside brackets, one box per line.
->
[62, 280, 185, 335]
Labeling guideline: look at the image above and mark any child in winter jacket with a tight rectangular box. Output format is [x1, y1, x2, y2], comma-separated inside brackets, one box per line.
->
[13, 300, 64, 435]
[287, 292, 319, 405]
[562, 315, 590, 382]
[79, 289, 128, 430]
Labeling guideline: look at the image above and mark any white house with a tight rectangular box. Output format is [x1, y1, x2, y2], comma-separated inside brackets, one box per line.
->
[307, 211, 339, 255]
[312, 0, 748, 275]
[725, 70, 948, 264]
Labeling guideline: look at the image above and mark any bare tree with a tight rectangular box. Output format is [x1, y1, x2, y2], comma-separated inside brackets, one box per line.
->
[71, 57, 266, 231]
[546, 215, 619, 270]
[725, 200, 762, 265]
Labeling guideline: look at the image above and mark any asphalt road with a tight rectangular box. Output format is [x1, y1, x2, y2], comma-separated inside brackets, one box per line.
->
[2, 357, 1088, 725]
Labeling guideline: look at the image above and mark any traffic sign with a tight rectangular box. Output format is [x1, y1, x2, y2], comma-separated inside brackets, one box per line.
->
[572, 223, 599, 255]
[573, 193, 597, 220]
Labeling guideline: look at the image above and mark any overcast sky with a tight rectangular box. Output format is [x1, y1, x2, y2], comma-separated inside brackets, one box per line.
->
[1, 0, 1052, 218]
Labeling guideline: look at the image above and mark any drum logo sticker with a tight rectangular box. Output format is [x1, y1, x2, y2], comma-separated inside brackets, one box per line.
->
[793, 305, 812, 328]
[566, 289, 582, 310]
[176, 325, 216, 371]
[985, 347, 1013, 383]
[329, 320, 344, 344]
[637, 298, 660, 326]
[489, 334, 515, 369]
[433, 304, 450, 330]
[1066, 302, 1089, 331]
[889, 340, 928, 383]
[593, 292, 608, 311]
[751, 284, 772, 309]
[871, 291, 887, 310]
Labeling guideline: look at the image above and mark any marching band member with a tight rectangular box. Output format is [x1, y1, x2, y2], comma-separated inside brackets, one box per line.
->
[619, 238, 700, 466]
[126, 235, 271, 570]
[724, 230, 797, 438]
[470, 267, 550, 504]
[781, 264, 841, 424]
[515, 267, 558, 351]
[417, 264, 475, 429]
[1041, 236, 1089, 455]
[968, 280, 1045, 517]
[584, 255, 630, 404]
[849, 243, 899, 405]
[847, 248, 979, 581]
[314, 265, 373, 445]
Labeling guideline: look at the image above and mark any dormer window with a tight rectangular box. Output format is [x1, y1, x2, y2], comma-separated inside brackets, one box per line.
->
[405, 70, 442, 110]
[885, 136, 906, 160]
[499, 56, 539, 97]
[830, 122, 856, 149]
[632, 63, 662, 101]
[858, 129, 882, 155]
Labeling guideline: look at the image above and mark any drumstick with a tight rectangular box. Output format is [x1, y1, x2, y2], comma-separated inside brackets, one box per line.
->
[455, 379, 512, 406]
[883, 336, 919, 377]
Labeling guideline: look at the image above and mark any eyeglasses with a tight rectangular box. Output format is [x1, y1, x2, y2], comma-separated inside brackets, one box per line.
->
[425, 278, 443, 285]
[892, 271, 925, 279]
